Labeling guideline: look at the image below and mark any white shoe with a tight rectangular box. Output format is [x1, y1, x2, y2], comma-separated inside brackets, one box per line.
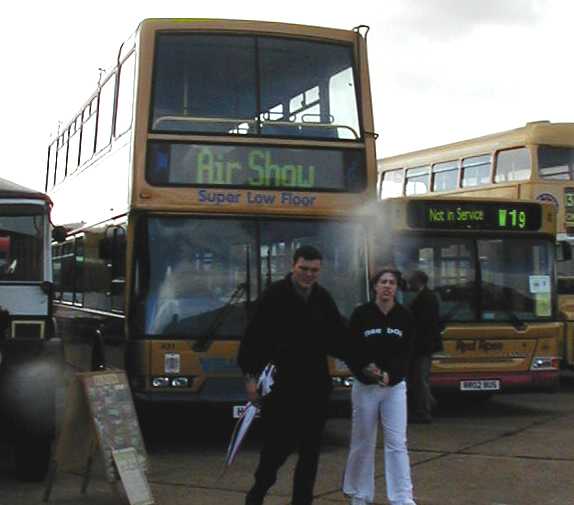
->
[350, 497, 367, 505]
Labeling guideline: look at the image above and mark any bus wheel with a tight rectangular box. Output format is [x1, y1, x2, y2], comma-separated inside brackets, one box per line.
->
[14, 435, 52, 482]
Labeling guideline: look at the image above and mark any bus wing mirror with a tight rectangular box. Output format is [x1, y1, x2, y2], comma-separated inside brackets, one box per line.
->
[52, 226, 67, 243]
[557, 241, 572, 262]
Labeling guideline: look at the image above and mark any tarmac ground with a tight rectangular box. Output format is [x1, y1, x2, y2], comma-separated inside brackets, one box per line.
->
[1, 375, 574, 505]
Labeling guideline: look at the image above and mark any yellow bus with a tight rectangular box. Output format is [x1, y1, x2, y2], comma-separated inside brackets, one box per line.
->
[372, 197, 561, 395]
[378, 121, 574, 366]
[44, 19, 377, 410]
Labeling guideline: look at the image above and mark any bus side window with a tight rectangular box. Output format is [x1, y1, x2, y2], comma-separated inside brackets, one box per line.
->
[56, 132, 68, 185]
[52, 245, 63, 302]
[61, 241, 75, 303]
[538, 146, 574, 180]
[461, 154, 491, 188]
[494, 147, 530, 183]
[115, 52, 136, 137]
[46, 141, 57, 190]
[432, 160, 458, 192]
[98, 225, 126, 313]
[380, 168, 404, 198]
[405, 166, 430, 196]
[111, 227, 126, 313]
[67, 119, 81, 175]
[75, 236, 85, 306]
[80, 99, 97, 166]
[96, 74, 117, 152]
[84, 228, 112, 312]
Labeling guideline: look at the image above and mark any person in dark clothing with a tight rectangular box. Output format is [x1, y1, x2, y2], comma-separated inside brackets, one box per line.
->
[343, 267, 417, 505]
[238, 245, 351, 505]
[407, 270, 442, 424]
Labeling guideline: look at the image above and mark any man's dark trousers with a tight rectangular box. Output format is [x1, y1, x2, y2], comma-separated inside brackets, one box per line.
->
[247, 391, 329, 505]
[409, 354, 433, 420]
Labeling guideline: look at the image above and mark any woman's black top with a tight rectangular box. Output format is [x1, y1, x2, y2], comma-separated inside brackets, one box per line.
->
[349, 301, 415, 386]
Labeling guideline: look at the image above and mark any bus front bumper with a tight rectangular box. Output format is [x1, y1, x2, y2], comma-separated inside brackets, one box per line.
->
[431, 370, 559, 393]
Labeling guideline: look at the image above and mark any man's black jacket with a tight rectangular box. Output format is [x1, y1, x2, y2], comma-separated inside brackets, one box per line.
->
[238, 274, 351, 398]
[409, 286, 442, 356]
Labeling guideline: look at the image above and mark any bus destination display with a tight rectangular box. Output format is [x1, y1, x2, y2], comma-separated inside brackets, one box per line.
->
[146, 142, 365, 192]
[407, 200, 542, 231]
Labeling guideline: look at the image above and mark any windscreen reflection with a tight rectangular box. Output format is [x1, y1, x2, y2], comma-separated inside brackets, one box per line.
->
[382, 235, 554, 322]
[0, 206, 44, 281]
[139, 217, 367, 338]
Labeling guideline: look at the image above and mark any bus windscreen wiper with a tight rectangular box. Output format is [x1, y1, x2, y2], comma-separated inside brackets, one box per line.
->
[192, 247, 251, 352]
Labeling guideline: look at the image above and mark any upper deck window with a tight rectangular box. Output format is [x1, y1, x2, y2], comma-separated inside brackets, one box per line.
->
[405, 166, 430, 195]
[150, 33, 360, 140]
[494, 147, 530, 183]
[538, 146, 574, 180]
[431, 160, 458, 192]
[380, 169, 404, 198]
[461, 154, 491, 187]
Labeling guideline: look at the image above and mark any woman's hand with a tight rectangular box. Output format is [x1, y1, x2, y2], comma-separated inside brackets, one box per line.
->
[378, 371, 390, 387]
[362, 363, 383, 382]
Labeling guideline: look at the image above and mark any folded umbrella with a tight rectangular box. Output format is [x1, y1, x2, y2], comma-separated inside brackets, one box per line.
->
[224, 401, 258, 468]
[220, 363, 275, 476]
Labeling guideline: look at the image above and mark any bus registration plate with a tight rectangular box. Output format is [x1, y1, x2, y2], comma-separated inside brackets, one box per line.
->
[460, 379, 500, 391]
[233, 405, 262, 418]
[233, 405, 247, 418]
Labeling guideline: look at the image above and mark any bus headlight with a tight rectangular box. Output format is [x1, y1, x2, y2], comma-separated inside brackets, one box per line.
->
[171, 377, 190, 387]
[530, 357, 559, 370]
[152, 377, 171, 387]
[332, 376, 353, 387]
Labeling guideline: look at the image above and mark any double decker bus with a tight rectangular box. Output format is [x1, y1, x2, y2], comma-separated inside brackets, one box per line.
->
[0, 177, 65, 480]
[44, 19, 377, 409]
[371, 196, 561, 396]
[378, 121, 574, 366]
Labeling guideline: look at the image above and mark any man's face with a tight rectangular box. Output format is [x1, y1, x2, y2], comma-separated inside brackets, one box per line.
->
[292, 258, 321, 290]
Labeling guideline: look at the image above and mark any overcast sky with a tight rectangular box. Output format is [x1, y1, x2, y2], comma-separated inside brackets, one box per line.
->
[2, 0, 572, 191]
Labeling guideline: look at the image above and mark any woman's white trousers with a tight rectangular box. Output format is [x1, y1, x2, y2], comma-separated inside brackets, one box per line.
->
[343, 380, 416, 505]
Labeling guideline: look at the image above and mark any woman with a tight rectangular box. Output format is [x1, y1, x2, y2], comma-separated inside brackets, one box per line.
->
[343, 267, 417, 505]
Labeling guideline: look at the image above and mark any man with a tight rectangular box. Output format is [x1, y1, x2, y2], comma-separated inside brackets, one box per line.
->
[238, 245, 351, 505]
[407, 270, 442, 423]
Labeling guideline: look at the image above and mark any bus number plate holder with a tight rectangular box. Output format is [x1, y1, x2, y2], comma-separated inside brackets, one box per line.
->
[460, 379, 500, 391]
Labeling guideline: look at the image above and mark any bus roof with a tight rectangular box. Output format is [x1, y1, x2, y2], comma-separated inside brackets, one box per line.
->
[0, 177, 51, 204]
[136, 18, 359, 38]
[381, 121, 574, 170]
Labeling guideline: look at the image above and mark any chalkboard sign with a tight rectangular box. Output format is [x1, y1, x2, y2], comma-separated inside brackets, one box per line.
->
[80, 370, 148, 482]
[45, 370, 152, 504]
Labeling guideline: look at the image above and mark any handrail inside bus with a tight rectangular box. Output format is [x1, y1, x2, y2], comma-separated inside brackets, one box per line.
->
[152, 115, 359, 139]
[152, 115, 257, 129]
[260, 120, 359, 139]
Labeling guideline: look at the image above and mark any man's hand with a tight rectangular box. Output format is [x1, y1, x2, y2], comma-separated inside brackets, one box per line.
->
[245, 378, 260, 405]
